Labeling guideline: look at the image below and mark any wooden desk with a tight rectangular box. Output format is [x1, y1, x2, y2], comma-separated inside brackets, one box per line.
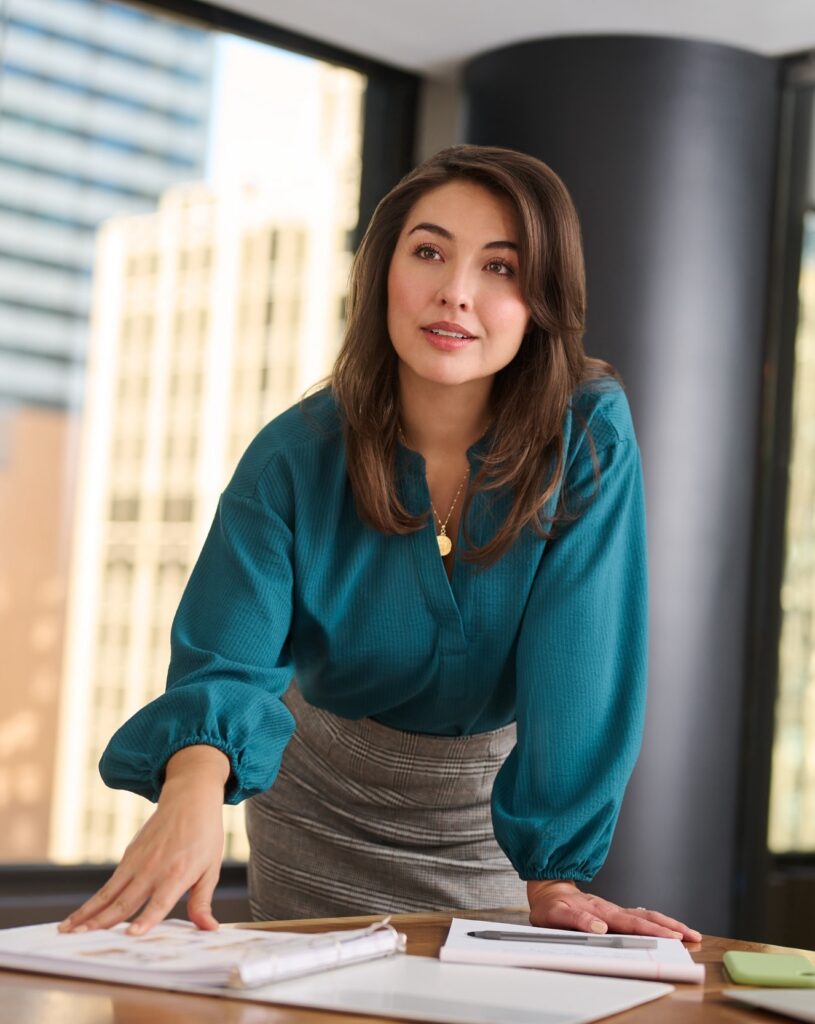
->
[2, 907, 814, 1023]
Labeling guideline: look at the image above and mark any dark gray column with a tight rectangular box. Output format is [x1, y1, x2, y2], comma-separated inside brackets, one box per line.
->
[464, 36, 780, 936]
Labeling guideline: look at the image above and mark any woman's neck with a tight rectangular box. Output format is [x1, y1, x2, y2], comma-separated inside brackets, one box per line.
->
[398, 368, 493, 458]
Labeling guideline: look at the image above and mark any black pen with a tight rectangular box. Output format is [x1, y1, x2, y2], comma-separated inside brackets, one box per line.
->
[466, 930, 658, 949]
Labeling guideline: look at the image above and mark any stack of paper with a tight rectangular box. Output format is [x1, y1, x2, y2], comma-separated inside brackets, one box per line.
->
[0, 917, 404, 989]
[440, 918, 705, 984]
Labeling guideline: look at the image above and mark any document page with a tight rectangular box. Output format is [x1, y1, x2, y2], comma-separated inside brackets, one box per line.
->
[184, 954, 674, 1024]
[440, 918, 705, 984]
[0, 919, 401, 988]
[0, 920, 308, 984]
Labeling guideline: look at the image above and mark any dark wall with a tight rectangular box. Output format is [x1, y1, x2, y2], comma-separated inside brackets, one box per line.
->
[464, 36, 781, 935]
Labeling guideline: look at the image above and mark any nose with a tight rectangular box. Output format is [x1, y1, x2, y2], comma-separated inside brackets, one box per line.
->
[436, 265, 473, 311]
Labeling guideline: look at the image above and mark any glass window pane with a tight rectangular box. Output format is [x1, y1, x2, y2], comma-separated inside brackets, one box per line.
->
[768, 209, 815, 852]
[0, 0, 365, 863]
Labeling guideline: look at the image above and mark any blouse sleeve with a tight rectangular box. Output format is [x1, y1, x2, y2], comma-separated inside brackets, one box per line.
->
[491, 430, 648, 881]
[99, 479, 297, 805]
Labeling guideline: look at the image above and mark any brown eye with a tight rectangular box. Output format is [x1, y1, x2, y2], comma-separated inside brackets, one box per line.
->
[486, 259, 515, 277]
[413, 243, 441, 260]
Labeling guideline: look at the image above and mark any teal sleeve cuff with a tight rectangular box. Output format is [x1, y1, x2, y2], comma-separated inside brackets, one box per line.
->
[99, 679, 296, 803]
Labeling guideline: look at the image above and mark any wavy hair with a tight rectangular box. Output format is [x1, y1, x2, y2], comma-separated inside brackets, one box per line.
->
[330, 144, 618, 566]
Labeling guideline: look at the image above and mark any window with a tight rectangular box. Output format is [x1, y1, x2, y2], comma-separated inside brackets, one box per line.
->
[768, 210, 815, 853]
[109, 497, 140, 521]
[161, 496, 194, 522]
[0, 0, 405, 867]
[738, 74, 815, 946]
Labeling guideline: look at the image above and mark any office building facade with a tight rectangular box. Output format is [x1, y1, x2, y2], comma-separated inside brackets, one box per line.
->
[0, 0, 213, 862]
[50, 59, 364, 861]
[0, 0, 214, 408]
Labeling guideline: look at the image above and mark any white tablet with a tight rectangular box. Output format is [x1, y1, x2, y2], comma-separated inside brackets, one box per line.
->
[725, 988, 815, 1022]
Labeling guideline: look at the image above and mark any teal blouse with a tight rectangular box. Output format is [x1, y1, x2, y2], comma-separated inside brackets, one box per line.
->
[100, 381, 648, 883]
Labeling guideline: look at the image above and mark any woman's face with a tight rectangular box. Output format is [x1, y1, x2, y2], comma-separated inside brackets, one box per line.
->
[386, 180, 531, 391]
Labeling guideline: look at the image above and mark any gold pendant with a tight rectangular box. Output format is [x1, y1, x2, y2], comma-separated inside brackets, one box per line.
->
[437, 533, 452, 557]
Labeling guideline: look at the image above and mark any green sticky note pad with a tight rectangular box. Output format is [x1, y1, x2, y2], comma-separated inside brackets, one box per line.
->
[724, 951, 815, 987]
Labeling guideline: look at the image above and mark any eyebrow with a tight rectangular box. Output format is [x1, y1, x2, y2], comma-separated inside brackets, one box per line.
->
[407, 221, 518, 252]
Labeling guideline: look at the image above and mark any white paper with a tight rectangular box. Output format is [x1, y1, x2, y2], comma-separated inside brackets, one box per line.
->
[440, 918, 705, 984]
[181, 955, 674, 1024]
[0, 919, 402, 988]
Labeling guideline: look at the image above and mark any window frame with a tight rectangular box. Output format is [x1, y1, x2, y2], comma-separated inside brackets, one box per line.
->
[736, 52, 815, 942]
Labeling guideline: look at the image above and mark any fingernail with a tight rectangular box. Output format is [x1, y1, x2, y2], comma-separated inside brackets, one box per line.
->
[73, 925, 88, 934]
[591, 920, 607, 934]
[127, 923, 144, 936]
[57, 919, 71, 932]
[670, 930, 683, 939]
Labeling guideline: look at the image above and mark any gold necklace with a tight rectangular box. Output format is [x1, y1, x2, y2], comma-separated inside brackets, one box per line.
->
[398, 426, 469, 557]
[431, 472, 469, 557]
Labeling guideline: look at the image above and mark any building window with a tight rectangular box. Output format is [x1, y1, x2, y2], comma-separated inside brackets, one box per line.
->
[162, 496, 194, 522]
[109, 497, 140, 521]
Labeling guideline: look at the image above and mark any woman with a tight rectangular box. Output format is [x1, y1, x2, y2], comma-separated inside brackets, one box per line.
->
[61, 145, 700, 942]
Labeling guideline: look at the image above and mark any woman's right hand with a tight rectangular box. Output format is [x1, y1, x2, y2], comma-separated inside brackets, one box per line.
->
[58, 745, 231, 936]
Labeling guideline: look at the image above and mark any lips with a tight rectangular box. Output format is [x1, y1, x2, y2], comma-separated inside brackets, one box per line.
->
[422, 321, 477, 340]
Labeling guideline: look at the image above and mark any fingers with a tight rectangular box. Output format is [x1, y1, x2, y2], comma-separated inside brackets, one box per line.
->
[73, 879, 153, 933]
[58, 857, 213, 937]
[61, 868, 218, 938]
[58, 870, 133, 933]
[600, 906, 686, 940]
[59, 869, 179, 937]
[185, 867, 220, 932]
[126, 874, 189, 936]
[625, 908, 702, 942]
[529, 887, 702, 941]
[596, 902, 702, 941]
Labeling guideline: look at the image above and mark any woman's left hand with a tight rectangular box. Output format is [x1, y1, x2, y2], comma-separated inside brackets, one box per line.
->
[527, 881, 702, 941]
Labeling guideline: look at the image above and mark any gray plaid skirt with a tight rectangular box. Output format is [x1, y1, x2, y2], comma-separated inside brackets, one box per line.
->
[245, 681, 527, 920]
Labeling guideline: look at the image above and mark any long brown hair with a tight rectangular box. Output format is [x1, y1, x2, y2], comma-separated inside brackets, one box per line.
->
[330, 143, 618, 566]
